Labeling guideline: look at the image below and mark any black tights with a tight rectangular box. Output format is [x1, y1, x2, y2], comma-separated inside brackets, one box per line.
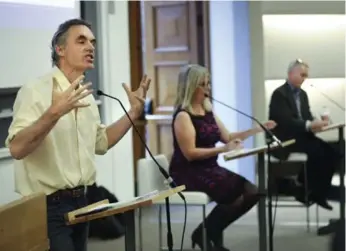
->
[196, 181, 260, 245]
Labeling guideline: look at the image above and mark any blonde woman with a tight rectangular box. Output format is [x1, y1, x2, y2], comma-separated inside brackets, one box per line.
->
[168, 64, 277, 251]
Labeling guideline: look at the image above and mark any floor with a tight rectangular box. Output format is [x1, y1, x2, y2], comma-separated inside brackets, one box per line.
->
[88, 199, 341, 251]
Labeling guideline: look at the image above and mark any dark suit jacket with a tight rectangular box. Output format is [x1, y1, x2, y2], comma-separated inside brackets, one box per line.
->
[268, 82, 314, 159]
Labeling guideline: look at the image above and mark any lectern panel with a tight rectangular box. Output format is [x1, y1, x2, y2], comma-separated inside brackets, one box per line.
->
[0, 193, 49, 251]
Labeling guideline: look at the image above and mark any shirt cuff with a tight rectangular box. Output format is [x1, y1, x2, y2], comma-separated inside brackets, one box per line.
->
[305, 120, 312, 131]
[95, 124, 109, 155]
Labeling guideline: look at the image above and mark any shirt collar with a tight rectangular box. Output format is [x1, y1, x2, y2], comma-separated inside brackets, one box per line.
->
[51, 66, 81, 92]
[287, 81, 301, 94]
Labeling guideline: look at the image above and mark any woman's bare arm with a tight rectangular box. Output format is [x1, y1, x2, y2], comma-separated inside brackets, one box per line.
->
[174, 112, 226, 161]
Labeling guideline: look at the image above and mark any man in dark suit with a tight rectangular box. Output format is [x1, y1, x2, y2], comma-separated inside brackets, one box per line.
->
[268, 59, 342, 210]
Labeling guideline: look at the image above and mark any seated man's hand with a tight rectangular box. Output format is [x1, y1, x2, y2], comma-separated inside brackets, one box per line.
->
[263, 120, 277, 130]
[310, 120, 329, 132]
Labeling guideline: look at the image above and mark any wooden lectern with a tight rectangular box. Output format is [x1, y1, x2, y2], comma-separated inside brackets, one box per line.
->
[0, 193, 49, 251]
[65, 185, 185, 251]
[223, 139, 296, 251]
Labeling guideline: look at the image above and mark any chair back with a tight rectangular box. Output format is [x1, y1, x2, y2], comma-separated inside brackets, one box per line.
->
[137, 154, 170, 196]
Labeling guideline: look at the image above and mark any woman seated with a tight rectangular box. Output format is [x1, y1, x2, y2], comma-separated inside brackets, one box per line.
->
[169, 64, 277, 251]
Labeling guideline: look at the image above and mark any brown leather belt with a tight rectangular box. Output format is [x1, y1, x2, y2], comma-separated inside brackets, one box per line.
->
[48, 186, 87, 201]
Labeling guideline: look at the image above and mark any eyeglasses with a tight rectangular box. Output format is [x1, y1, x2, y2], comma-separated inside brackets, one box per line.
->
[199, 82, 211, 88]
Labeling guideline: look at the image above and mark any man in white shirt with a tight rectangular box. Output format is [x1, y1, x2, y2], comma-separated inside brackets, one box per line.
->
[5, 18, 150, 251]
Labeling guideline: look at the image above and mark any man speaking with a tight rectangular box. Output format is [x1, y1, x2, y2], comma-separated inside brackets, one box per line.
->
[268, 59, 342, 210]
[5, 18, 150, 251]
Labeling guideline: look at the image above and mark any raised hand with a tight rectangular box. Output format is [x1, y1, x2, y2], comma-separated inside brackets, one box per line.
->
[50, 75, 93, 117]
[122, 74, 151, 119]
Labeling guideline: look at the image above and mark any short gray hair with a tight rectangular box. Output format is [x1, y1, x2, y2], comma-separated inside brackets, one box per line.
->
[287, 59, 309, 74]
[51, 19, 92, 66]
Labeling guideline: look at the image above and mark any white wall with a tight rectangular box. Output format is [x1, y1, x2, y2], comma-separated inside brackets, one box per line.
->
[0, 0, 80, 88]
[249, 1, 267, 149]
[261, 1, 345, 15]
[209, 1, 258, 182]
[209, 1, 239, 174]
[263, 15, 345, 79]
[92, 0, 134, 201]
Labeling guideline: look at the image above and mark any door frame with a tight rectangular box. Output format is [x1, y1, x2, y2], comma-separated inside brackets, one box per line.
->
[128, 1, 145, 195]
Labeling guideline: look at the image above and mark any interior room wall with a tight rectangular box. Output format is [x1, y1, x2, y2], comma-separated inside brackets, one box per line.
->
[263, 14, 345, 79]
[95, 0, 134, 201]
[209, 0, 239, 174]
[209, 1, 261, 182]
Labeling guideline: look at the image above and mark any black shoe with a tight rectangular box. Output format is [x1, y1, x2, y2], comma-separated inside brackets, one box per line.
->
[211, 236, 230, 251]
[308, 192, 333, 210]
[294, 187, 315, 207]
[213, 244, 230, 251]
[191, 226, 213, 251]
[295, 193, 315, 207]
[314, 198, 333, 211]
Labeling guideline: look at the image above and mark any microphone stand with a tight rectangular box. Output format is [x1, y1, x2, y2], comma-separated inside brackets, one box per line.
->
[265, 132, 275, 251]
[97, 90, 184, 251]
[206, 94, 279, 251]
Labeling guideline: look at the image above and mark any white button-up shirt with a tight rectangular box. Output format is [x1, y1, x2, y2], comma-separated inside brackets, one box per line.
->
[6, 66, 108, 196]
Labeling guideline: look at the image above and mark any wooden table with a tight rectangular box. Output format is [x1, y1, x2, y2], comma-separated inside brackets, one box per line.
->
[65, 185, 185, 251]
[224, 139, 296, 251]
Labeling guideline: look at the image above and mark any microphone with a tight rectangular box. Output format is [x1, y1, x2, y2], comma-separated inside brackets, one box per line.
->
[205, 93, 282, 147]
[309, 84, 345, 111]
[96, 90, 185, 201]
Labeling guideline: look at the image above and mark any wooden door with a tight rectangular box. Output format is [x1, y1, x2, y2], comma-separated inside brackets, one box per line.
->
[142, 1, 199, 160]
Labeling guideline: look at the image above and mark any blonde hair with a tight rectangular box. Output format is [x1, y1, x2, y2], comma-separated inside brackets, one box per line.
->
[174, 64, 212, 113]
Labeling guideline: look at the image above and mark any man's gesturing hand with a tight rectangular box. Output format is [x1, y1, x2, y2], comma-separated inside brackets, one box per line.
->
[123, 74, 151, 119]
[50, 75, 93, 117]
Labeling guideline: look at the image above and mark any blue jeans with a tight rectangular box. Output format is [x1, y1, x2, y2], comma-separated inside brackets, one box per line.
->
[47, 191, 89, 251]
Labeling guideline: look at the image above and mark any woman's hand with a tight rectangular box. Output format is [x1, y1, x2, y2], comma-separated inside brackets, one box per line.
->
[257, 120, 277, 132]
[223, 138, 243, 152]
[263, 120, 277, 130]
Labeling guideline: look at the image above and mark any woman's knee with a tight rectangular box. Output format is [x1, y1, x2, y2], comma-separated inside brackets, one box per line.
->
[244, 181, 258, 195]
[233, 194, 244, 206]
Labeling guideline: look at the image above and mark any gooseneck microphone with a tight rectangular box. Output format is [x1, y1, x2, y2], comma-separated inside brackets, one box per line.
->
[97, 90, 187, 251]
[205, 94, 280, 251]
[309, 84, 345, 111]
[205, 94, 282, 146]
[97, 90, 185, 200]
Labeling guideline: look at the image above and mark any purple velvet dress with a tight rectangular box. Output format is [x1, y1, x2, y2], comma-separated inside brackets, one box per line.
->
[169, 109, 247, 204]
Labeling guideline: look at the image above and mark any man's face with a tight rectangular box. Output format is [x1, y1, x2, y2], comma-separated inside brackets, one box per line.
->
[57, 25, 96, 72]
[288, 65, 309, 88]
